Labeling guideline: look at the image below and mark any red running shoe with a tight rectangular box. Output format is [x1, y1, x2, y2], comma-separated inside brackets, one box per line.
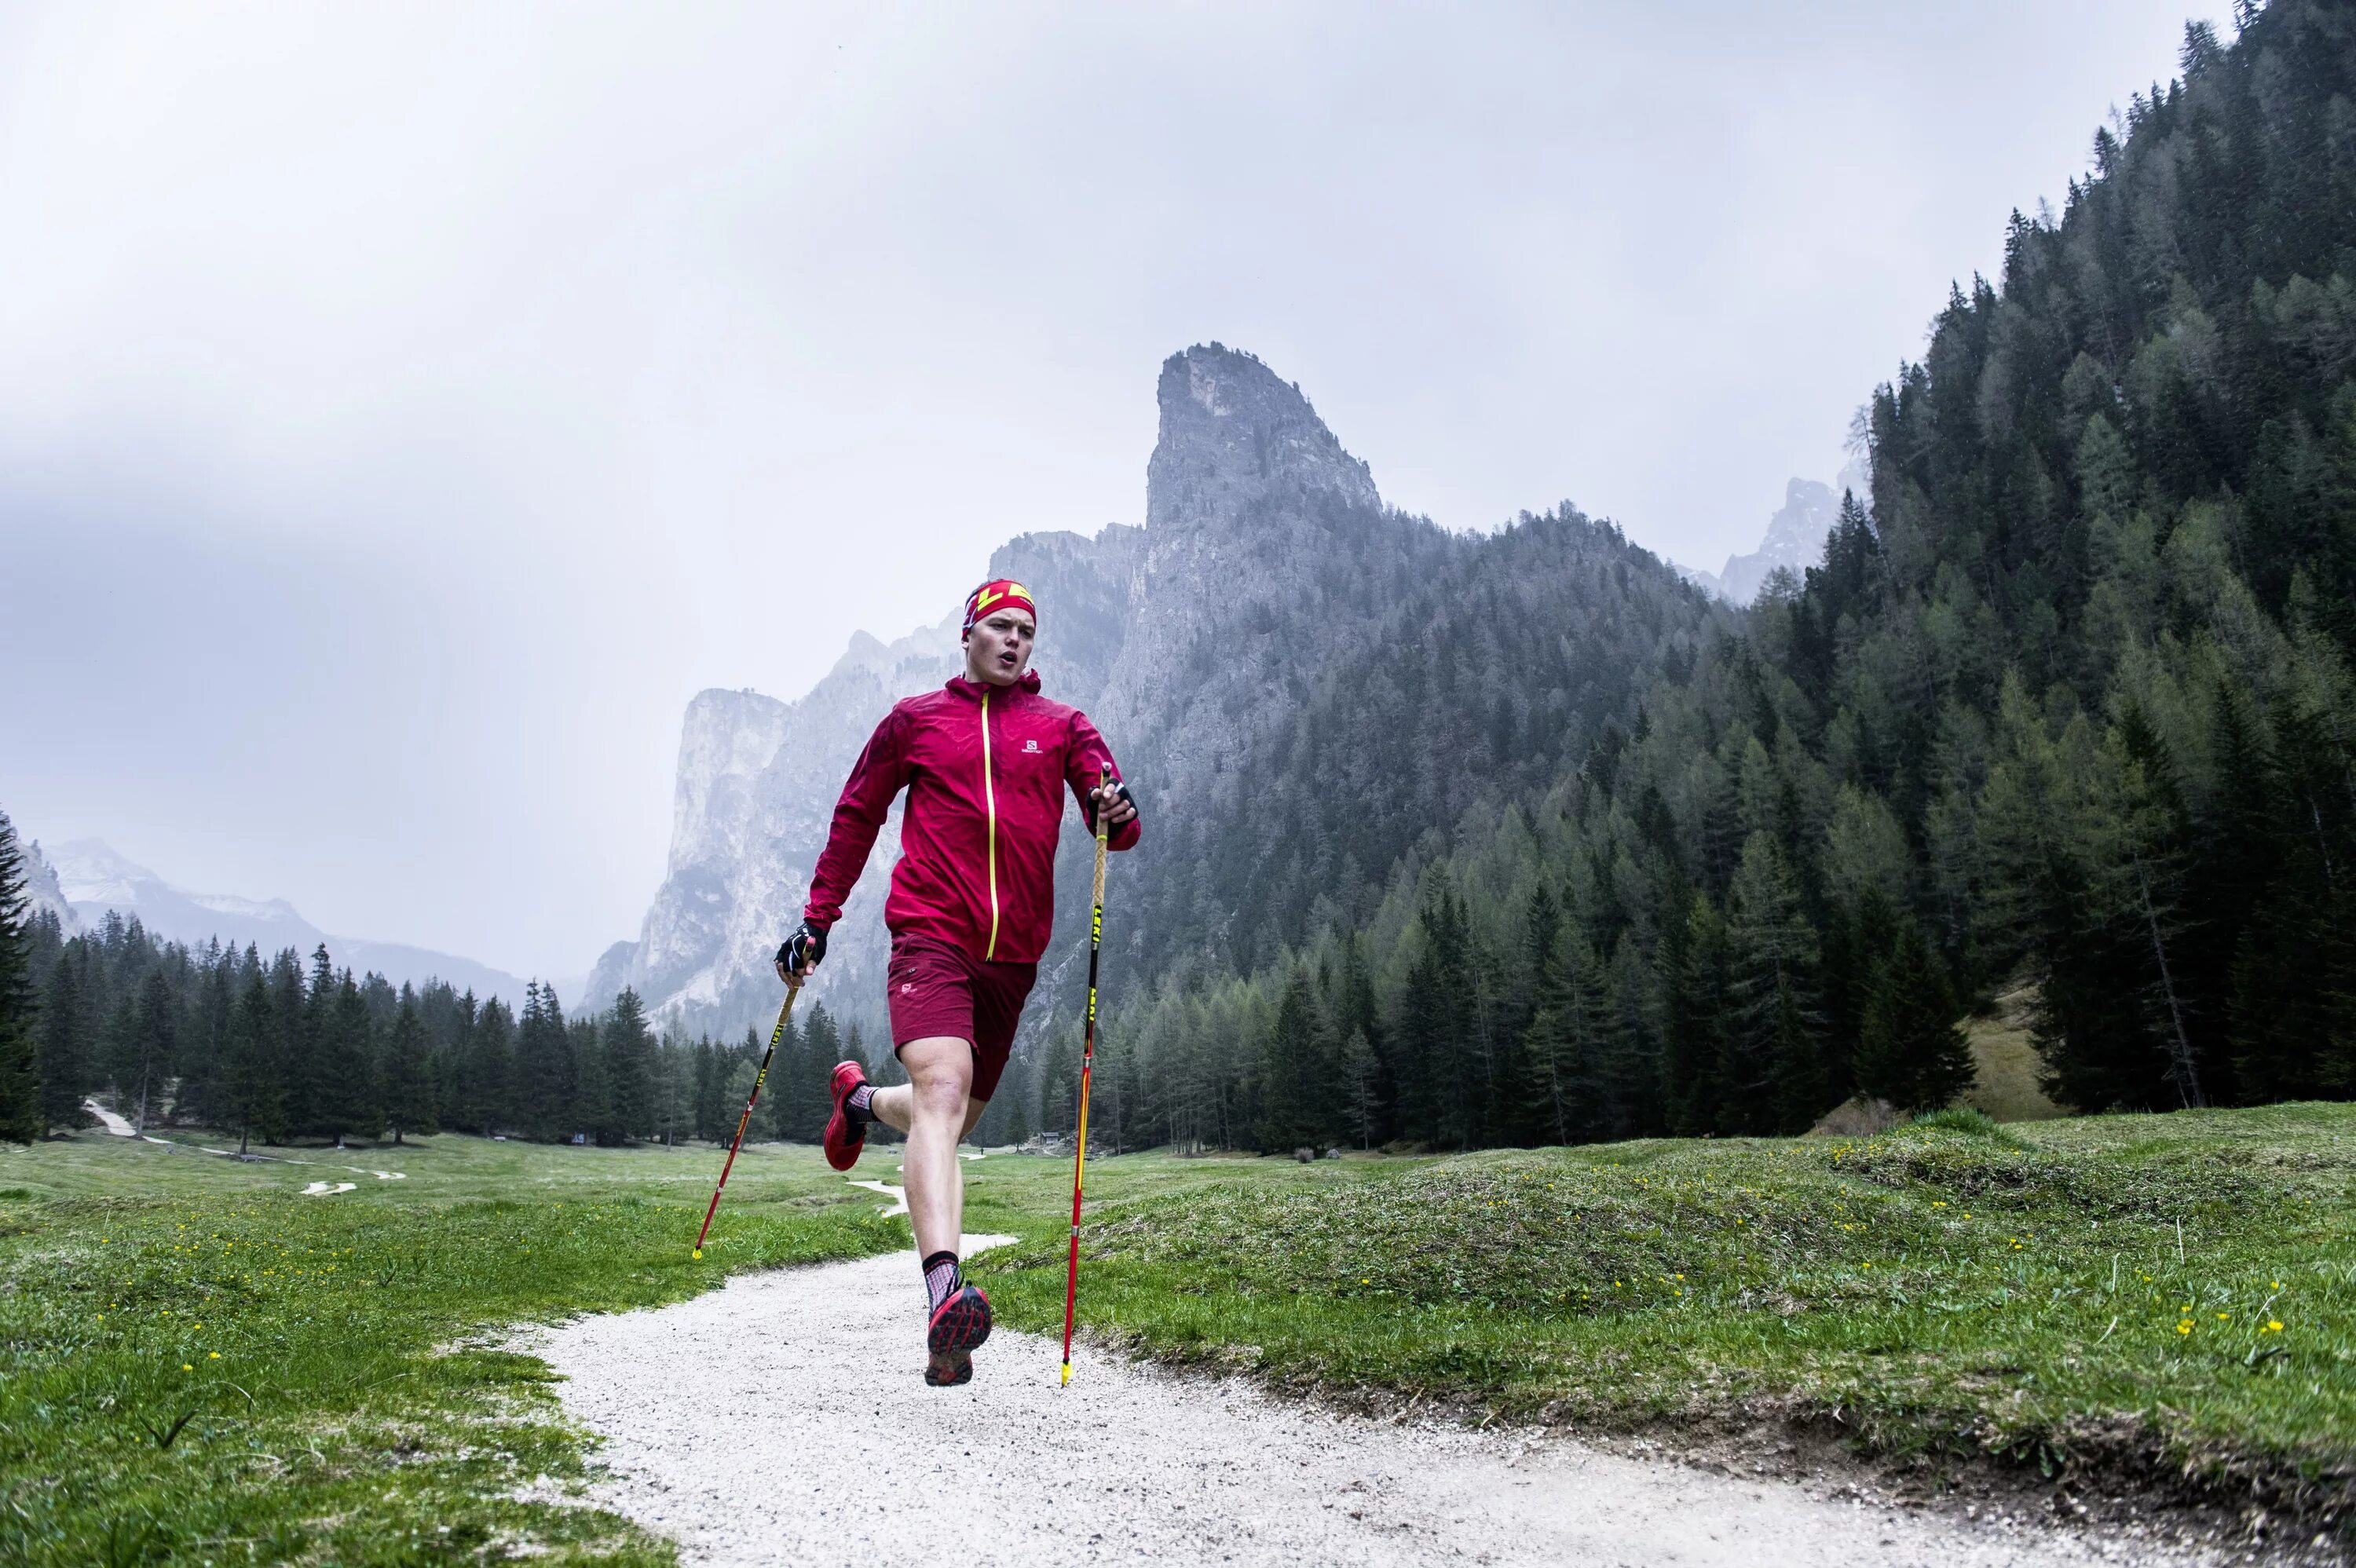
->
[822, 1060, 868, 1171]
[927, 1283, 993, 1359]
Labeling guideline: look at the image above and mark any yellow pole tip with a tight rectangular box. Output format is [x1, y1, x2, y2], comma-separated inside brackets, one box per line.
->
[1059, 1363, 1071, 1386]
[692, 1249, 703, 1259]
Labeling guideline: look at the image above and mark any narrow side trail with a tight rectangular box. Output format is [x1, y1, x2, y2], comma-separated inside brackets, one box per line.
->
[533, 1242, 2215, 1568]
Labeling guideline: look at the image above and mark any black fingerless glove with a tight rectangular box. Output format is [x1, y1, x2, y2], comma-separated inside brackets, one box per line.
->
[1088, 780, 1138, 832]
[777, 920, 828, 974]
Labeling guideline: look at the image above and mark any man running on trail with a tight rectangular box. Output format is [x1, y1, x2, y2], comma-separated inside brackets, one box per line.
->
[774, 578, 1140, 1387]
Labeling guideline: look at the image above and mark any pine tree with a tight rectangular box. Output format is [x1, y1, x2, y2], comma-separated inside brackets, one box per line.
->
[515, 983, 578, 1142]
[1854, 916, 1976, 1113]
[381, 989, 437, 1143]
[605, 988, 655, 1140]
[1659, 893, 1729, 1137]
[474, 997, 515, 1135]
[317, 973, 381, 1144]
[0, 812, 42, 1142]
[225, 967, 281, 1152]
[572, 1014, 615, 1144]
[125, 967, 177, 1135]
[1254, 966, 1333, 1151]
[37, 947, 91, 1131]
[1339, 1027, 1379, 1149]
[261, 948, 306, 1144]
[1723, 832, 1829, 1133]
[791, 1004, 842, 1142]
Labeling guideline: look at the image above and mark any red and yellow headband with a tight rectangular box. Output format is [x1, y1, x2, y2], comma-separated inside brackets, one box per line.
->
[962, 579, 1037, 637]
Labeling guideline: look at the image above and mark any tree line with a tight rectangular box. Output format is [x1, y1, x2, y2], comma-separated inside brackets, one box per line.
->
[0, 815, 898, 1150]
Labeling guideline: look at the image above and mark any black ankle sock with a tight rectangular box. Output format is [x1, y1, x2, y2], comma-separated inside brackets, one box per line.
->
[922, 1250, 962, 1313]
[845, 1084, 876, 1124]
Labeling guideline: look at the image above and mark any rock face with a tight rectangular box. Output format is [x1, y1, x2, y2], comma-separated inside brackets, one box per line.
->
[1096, 347, 1388, 830]
[593, 342, 1693, 1081]
[18, 838, 77, 933]
[592, 344, 1371, 1041]
[1680, 477, 1839, 604]
[1683, 457, 1871, 605]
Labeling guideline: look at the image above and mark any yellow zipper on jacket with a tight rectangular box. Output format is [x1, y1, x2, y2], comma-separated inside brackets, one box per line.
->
[980, 689, 1001, 959]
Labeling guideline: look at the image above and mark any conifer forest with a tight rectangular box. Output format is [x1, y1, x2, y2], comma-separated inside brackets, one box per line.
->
[5, 2, 2356, 1157]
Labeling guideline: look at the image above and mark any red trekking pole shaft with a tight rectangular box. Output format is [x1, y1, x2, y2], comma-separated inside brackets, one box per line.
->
[1061, 766, 1114, 1384]
[693, 985, 800, 1257]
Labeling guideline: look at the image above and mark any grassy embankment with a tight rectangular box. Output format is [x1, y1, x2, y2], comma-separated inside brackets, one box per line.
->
[975, 1103, 2356, 1527]
[5, 1103, 2351, 1562]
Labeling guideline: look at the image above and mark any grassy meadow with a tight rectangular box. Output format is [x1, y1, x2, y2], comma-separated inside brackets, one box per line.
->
[2, 1104, 2352, 1563]
[0, 1131, 902, 1566]
[975, 1104, 2356, 1530]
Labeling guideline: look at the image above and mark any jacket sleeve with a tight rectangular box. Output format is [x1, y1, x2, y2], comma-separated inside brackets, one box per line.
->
[803, 708, 913, 929]
[1066, 711, 1143, 852]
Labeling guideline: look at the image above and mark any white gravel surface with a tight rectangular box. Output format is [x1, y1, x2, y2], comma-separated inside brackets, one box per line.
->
[529, 1237, 2226, 1568]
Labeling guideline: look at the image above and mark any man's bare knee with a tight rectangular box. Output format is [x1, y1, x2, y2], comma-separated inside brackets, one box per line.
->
[911, 1079, 966, 1126]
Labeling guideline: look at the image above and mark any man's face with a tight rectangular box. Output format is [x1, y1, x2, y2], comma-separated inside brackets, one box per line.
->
[965, 609, 1036, 686]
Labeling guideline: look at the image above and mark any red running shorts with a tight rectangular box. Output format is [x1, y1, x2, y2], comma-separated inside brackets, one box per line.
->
[886, 933, 1037, 1103]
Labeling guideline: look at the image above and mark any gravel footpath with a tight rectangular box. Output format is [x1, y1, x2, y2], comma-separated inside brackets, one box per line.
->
[532, 1239, 2220, 1568]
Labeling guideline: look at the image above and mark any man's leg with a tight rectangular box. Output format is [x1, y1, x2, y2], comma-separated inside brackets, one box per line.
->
[866, 1039, 996, 1382]
[865, 1036, 973, 1260]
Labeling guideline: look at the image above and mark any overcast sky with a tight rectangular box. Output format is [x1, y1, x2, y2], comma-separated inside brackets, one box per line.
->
[1, 1, 2209, 980]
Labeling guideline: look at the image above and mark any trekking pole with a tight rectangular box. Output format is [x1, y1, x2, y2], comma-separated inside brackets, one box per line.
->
[1060, 766, 1114, 1385]
[693, 984, 801, 1259]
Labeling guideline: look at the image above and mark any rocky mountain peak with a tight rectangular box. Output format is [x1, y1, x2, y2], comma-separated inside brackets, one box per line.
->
[1147, 344, 1381, 531]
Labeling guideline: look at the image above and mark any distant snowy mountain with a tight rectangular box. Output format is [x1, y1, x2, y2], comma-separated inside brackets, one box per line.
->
[1681, 457, 1871, 605]
[46, 838, 536, 1004]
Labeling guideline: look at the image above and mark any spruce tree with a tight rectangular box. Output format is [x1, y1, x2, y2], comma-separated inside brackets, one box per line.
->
[1723, 832, 1829, 1133]
[317, 973, 381, 1143]
[474, 997, 515, 1135]
[381, 989, 437, 1143]
[1339, 1027, 1378, 1149]
[605, 988, 656, 1140]
[0, 812, 42, 1142]
[1254, 966, 1333, 1152]
[1659, 894, 1729, 1137]
[37, 948, 91, 1131]
[792, 1004, 842, 1142]
[226, 969, 280, 1152]
[1854, 917, 1976, 1113]
[126, 967, 177, 1133]
[571, 1014, 614, 1144]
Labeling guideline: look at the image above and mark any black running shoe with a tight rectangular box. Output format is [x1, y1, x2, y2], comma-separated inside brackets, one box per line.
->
[927, 1282, 992, 1358]
[924, 1349, 973, 1387]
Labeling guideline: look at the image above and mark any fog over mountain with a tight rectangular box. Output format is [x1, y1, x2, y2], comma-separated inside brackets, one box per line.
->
[0, 5, 2204, 981]
[38, 837, 542, 1006]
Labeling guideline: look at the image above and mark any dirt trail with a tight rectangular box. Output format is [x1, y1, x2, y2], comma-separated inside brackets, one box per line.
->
[532, 1241, 2220, 1568]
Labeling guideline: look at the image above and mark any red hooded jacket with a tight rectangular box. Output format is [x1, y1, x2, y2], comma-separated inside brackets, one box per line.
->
[803, 671, 1140, 964]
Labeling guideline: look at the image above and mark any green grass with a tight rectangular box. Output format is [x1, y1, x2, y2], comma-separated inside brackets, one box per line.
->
[0, 1131, 902, 1566]
[973, 1105, 2356, 1522]
[7, 1106, 2352, 1561]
